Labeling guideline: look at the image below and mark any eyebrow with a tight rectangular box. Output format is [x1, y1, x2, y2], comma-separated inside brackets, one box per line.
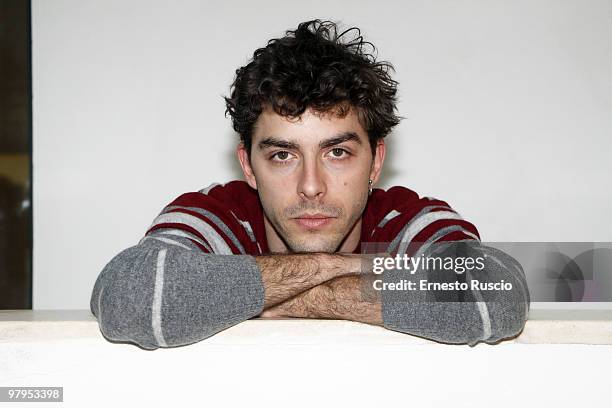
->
[257, 131, 362, 151]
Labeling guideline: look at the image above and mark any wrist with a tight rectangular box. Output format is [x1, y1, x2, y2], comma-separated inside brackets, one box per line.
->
[318, 252, 366, 280]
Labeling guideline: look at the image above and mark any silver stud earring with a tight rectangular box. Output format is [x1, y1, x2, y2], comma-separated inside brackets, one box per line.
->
[368, 179, 373, 195]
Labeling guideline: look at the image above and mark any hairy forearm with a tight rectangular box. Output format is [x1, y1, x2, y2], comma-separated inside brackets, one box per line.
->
[256, 252, 366, 308]
[260, 274, 383, 326]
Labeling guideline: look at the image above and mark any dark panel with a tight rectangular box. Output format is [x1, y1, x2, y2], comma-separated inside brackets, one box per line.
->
[0, 0, 32, 309]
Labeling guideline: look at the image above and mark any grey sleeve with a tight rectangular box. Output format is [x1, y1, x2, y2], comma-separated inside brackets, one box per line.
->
[381, 241, 530, 346]
[90, 237, 265, 350]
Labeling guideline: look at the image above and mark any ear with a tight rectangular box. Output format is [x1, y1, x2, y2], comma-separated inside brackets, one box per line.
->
[369, 138, 386, 186]
[237, 143, 257, 190]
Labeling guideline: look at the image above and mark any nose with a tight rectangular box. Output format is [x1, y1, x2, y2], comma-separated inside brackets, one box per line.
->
[297, 157, 326, 200]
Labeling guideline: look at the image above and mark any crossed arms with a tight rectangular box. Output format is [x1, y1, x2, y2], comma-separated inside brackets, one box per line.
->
[255, 253, 383, 325]
[90, 233, 530, 350]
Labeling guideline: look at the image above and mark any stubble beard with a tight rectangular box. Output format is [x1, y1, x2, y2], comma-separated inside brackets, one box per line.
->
[265, 196, 367, 254]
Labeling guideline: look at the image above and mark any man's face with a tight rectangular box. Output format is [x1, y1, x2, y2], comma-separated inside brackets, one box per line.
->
[237, 105, 385, 253]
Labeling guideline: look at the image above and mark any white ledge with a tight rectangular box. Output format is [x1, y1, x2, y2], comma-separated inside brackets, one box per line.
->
[1, 309, 611, 345]
[2, 309, 612, 408]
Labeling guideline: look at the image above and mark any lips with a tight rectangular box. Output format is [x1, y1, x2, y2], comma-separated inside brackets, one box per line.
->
[292, 214, 335, 230]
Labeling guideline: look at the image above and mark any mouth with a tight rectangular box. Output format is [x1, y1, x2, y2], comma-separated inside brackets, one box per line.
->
[292, 214, 336, 230]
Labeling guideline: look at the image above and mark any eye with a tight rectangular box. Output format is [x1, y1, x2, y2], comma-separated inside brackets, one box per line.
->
[328, 148, 350, 159]
[270, 151, 294, 163]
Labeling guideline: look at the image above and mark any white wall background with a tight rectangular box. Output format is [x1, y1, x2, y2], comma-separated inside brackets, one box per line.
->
[32, 0, 612, 309]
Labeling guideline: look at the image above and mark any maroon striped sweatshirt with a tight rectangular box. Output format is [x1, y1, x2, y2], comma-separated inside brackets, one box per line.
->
[90, 180, 529, 349]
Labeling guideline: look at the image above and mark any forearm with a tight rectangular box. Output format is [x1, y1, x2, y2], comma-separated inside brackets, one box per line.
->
[256, 252, 365, 308]
[90, 238, 264, 350]
[261, 242, 530, 346]
[261, 274, 383, 326]
[91, 236, 368, 348]
[381, 242, 530, 346]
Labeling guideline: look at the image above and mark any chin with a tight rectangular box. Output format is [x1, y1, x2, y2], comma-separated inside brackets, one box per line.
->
[287, 237, 340, 253]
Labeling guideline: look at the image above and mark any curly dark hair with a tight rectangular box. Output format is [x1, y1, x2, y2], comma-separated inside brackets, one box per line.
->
[224, 19, 402, 156]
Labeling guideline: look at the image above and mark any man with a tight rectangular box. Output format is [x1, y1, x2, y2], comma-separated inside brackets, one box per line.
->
[90, 19, 529, 350]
